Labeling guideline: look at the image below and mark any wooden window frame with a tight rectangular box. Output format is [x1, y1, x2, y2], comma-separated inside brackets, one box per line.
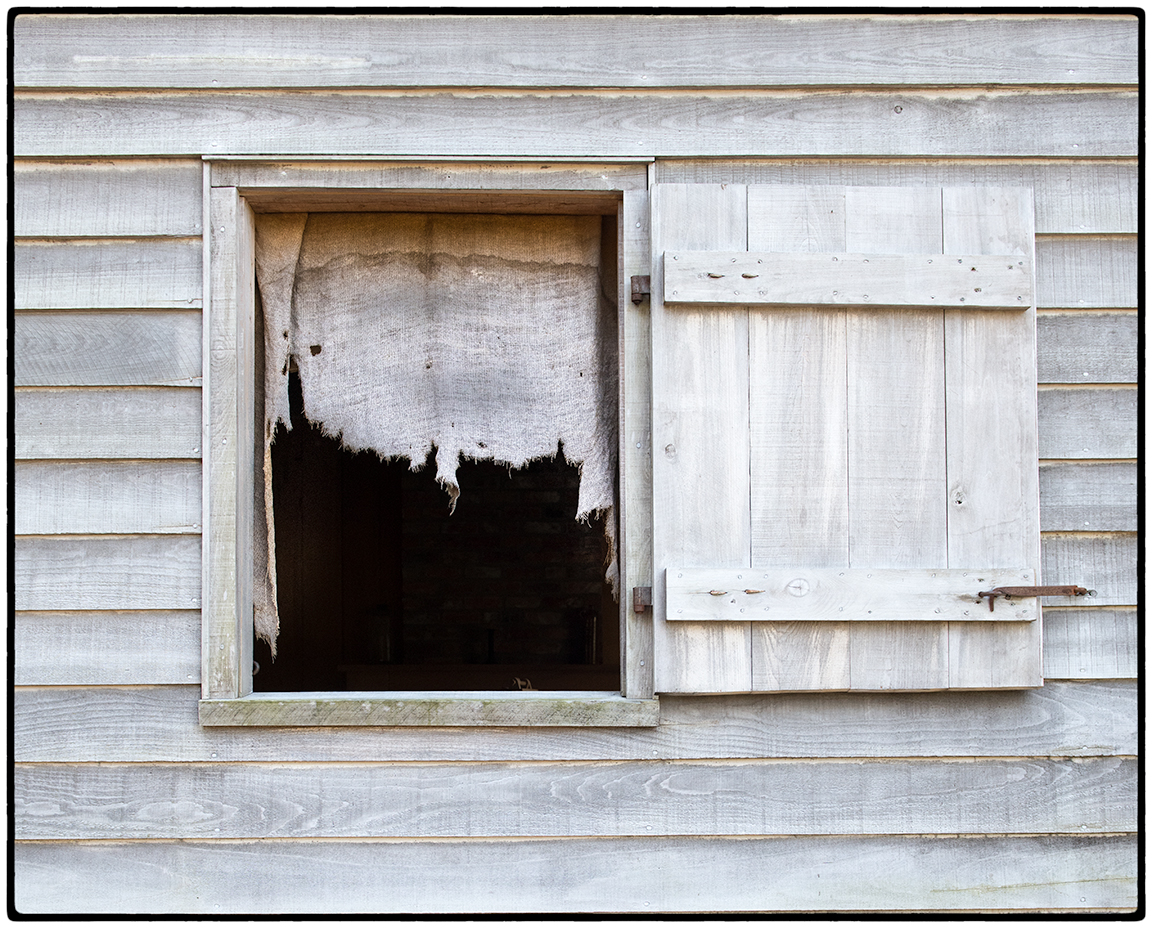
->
[198, 158, 657, 726]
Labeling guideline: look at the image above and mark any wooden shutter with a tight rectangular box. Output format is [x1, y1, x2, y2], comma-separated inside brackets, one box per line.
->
[650, 184, 1040, 693]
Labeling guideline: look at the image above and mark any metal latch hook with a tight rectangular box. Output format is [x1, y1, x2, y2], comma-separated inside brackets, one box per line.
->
[977, 585, 1094, 612]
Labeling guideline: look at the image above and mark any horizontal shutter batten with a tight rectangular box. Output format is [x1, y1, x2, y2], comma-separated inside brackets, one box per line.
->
[664, 251, 1032, 308]
[667, 568, 1039, 622]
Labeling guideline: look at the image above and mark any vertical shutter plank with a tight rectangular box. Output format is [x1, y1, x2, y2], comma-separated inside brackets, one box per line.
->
[747, 186, 851, 691]
[943, 187, 1042, 688]
[844, 187, 949, 690]
[652, 184, 752, 693]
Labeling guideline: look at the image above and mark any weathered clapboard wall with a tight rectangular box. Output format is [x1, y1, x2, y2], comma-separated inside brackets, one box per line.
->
[12, 13, 1138, 914]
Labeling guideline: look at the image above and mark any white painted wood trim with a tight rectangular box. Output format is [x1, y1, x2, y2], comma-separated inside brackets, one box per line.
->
[666, 567, 1040, 622]
[664, 250, 1032, 308]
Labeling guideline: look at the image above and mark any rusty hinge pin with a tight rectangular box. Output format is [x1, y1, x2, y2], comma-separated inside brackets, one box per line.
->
[633, 586, 653, 614]
[630, 275, 651, 305]
[977, 585, 1093, 612]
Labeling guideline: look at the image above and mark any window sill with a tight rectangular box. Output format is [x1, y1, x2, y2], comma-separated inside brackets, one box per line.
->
[199, 691, 660, 728]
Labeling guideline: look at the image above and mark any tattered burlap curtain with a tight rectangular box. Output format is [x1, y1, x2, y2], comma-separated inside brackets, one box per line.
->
[252, 212, 618, 654]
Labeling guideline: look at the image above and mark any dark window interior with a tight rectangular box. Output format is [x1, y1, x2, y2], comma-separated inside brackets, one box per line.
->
[253, 370, 620, 692]
[250, 206, 621, 692]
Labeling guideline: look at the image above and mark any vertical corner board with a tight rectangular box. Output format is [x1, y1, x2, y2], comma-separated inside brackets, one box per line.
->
[663, 251, 1032, 308]
[665, 568, 1040, 623]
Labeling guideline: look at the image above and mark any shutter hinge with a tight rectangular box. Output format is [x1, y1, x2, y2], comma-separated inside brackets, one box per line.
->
[633, 586, 653, 613]
[977, 584, 1094, 612]
[630, 275, 651, 305]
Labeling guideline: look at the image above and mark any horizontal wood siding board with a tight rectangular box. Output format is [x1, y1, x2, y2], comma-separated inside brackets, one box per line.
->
[15, 461, 202, 534]
[1039, 462, 1136, 532]
[13, 91, 1138, 158]
[213, 160, 647, 190]
[1037, 388, 1136, 459]
[13, 681, 1135, 762]
[14, 757, 1136, 839]
[14, 536, 202, 611]
[1037, 311, 1138, 383]
[654, 160, 1139, 234]
[12, 233, 1123, 317]
[15, 387, 202, 459]
[14, 310, 202, 386]
[1034, 236, 1136, 308]
[14, 611, 202, 685]
[13, 834, 1137, 914]
[14, 238, 202, 310]
[199, 694, 661, 727]
[1041, 533, 1136, 606]
[13, 14, 1138, 88]
[13, 160, 203, 236]
[1043, 608, 1138, 680]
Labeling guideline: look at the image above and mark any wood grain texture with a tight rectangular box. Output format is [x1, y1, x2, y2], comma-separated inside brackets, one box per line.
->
[665, 250, 1031, 308]
[667, 567, 1037, 622]
[13, 91, 1138, 158]
[1038, 388, 1137, 459]
[1035, 235, 1137, 308]
[659, 236, 1134, 312]
[13, 13, 1138, 88]
[746, 185, 850, 691]
[13, 681, 1135, 762]
[203, 186, 253, 700]
[242, 188, 623, 215]
[13, 834, 1138, 914]
[1043, 608, 1138, 680]
[14, 757, 1135, 840]
[15, 536, 202, 611]
[1037, 311, 1138, 383]
[1041, 533, 1136, 606]
[942, 186, 1040, 689]
[15, 238, 202, 310]
[844, 187, 948, 690]
[621, 186, 653, 699]
[213, 160, 648, 191]
[655, 159, 1139, 234]
[15, 461, 201, 534]
[14, 310, 202, 386]
[748, 306, 849, 565]
[14, 611, 202, 685]
[15, 387, 202, 459]
[14, 159, 203, 236]
[651, 183, 751, 694]
[1040, 462, 1136, 531]
[200, 693, 659, 727]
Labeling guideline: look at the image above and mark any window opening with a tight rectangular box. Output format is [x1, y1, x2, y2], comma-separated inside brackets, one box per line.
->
[251, 209, 620, 693]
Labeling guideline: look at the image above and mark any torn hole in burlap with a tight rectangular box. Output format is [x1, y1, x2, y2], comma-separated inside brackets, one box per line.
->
[252, 212, 619, 656]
